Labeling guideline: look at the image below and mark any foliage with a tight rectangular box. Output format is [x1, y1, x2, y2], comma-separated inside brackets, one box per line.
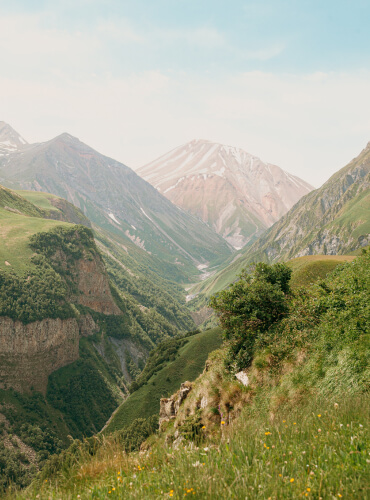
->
[105, 328, 223, 433]
[0, 256, 74, 323]
[29, 225, 95, 261]
[210, 262, 292, 370]
[16, 395, 369, 499]
[46, 340, 120, 439]
[105, 256, 194, 331]
[117, 415, 159, 453]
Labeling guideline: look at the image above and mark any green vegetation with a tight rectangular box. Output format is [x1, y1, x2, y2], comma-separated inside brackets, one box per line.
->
[105, 255, 194, 332]
[16, 250, 369, 499]
[210, 262, 292, 371]
[19, 395, 368, 499]
[0, 256, 74, 323]
[0, 186, 45, 218]
[287, 254, 354, 289]
[0, 225, 97, 323]
[105, 328, 223, 433]
[16, 190, 59, 212]
[0, 206, 71, 274]
[46, 338, 123, 439]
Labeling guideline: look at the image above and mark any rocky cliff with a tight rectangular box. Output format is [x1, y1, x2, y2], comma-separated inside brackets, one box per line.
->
[0, 225, 122, 393]
[0, 317, 79, 394]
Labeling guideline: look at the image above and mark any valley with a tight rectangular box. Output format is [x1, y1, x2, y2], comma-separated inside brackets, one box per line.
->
[0, 128, 368, 498]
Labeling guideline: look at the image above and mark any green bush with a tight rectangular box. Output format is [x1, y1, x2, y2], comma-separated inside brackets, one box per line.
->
[210, 262, 292, 370]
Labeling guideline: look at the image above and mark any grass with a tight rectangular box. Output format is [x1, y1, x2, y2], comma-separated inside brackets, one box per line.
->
[16, 190, 60, 212]
[287, 255, 355, 289]
[13, 394, 369, 499]
[105, 328, 223, 433]
[0, 208, 70, 274]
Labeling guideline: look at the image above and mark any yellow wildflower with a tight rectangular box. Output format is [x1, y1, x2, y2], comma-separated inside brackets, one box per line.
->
[317, 414, 321, 418]
[307, 488, 311, 492]
[221, 421, 225, 425]
[265, 431, 271, 435]
[290, 478, 294, 483]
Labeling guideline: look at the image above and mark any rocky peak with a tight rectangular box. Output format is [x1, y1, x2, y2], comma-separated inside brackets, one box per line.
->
[137, 140, 313, 249]
[0, 121, 28, 154]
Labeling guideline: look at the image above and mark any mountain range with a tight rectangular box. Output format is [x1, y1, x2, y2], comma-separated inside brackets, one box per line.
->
[137, 139, 313, 248]
[0, 123, 232, 280]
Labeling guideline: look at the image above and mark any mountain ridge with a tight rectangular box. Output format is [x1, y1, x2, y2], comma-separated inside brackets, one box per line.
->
[137, 139, 313, 248]
[0, 124, 232, 280]
[190, 141, 370, 297]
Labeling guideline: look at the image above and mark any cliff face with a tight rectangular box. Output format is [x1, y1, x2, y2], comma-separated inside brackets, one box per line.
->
[0, 226, 122, 393]
[0, 317, 79, 394]
[75, 256, 121, 315]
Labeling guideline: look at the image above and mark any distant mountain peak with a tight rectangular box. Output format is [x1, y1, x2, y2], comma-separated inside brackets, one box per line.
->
[0, 121, 28, 155]
[138, 140, 313, 249]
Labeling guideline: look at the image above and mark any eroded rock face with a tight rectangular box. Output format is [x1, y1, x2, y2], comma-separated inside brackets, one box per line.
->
[74, 256, 121, 315]
[0, 317, 79, 394]
[159, 382, 192, 425]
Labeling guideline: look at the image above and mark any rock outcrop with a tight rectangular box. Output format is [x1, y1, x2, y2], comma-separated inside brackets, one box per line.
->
[0, 317, 79, 394]
[74, 256, 121, 315]
[159, 382, 192, 426]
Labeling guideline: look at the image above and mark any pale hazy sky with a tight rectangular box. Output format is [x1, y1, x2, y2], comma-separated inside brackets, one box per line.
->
[1, 0, 370, 187]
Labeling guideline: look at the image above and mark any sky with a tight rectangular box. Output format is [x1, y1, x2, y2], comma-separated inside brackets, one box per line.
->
[1, 0, 369, 187]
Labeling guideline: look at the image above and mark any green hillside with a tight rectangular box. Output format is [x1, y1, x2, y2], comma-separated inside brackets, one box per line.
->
[189, 142, 370, 298]
[0, 187, 72, 274]
[286, 254, 355, 288]
[105, 327, 223, 433]
[18, 250, 370, 500]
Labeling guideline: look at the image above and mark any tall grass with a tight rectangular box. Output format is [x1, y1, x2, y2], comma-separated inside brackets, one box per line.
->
[13, 394, 369, 499]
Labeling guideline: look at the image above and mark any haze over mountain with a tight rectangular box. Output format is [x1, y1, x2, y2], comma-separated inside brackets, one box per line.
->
[0, 123, 232, 278]
[137, 139, 313, 248]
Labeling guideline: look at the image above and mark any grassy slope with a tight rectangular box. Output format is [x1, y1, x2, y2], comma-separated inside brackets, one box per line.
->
[287, 254, 355, 289]
[189, 145, 370, 298]
[16, 252, 370, 500]
[16, 190, 60, 211]
[105, 328, 223, 433]
[0, 207, 70, 274]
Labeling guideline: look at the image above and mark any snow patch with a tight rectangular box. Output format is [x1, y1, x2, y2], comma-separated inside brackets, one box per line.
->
[108, 213, 121, 225]
[140, 207, 154, 222]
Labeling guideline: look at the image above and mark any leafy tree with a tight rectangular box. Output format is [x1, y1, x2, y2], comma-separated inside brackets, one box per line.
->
[209, 262, 292, 370]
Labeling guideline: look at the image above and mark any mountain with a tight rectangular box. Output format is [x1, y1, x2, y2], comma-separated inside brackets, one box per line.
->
[0, 126, 232, 280]
[190, 141, 370, 297]
[137, 139, 313, 249]
[0, 121, 28, 155]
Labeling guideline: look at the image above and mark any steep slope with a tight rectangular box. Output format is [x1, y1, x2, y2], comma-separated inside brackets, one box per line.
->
[0, 126, 232, 278]
[0, 187, 198, 489]
[19, 188, 196, 332]
[19, 251, 370, 500]
[104, 327, 223, 433]
[191, 141, 370, 296]
[0, 121, 28, 155]
[137, 139, 313, 248]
